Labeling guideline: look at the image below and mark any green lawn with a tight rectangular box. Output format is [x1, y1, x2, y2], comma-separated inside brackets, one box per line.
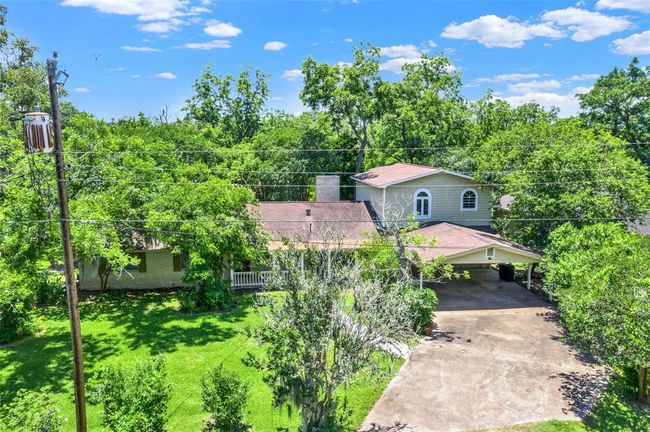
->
[0, 293, 400, 431]
[479, 370, 650, 432]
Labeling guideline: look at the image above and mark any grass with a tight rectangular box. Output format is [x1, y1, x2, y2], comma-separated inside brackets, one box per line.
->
[0, 292, 401, 431]
[479, 370, 650, 432]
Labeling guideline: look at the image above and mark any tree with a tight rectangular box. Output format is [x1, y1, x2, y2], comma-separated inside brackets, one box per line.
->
[185, 66, 269, 145]
[476, 119, 650, 249]
[301, 45, 391, 173]
[247, 242, 418, 430]
[579, 58, 650, 165]
[89, 357, 171, 432]
[201, 365, 250, 431]
[544, 223, 650, 402]
[0, 388, 65, 432]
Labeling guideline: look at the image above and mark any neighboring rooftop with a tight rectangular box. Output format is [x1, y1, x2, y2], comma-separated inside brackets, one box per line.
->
[250, 201, 378, 249]
[351, 163, 473, 188]
[408, 222, 541, 262]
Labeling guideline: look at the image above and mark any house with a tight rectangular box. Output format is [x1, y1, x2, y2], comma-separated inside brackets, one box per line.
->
[79, 164, 541, 291]
[351, 163, 541, 288]
[79, 235, 188, 291]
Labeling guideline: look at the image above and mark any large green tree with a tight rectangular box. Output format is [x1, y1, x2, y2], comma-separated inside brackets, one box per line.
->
[476, 119, 650, 249]
[579, 58, 650, 165]
[545, 223, 650, 402]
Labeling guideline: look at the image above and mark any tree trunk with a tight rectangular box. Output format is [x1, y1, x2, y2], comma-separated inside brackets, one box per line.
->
[637, 367, 648, 402]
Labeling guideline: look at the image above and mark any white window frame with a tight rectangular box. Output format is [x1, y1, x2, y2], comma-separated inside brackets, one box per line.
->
[413, 188, 432, 219]
[460, 188, 478, 212]
[486, 247, 496, 260]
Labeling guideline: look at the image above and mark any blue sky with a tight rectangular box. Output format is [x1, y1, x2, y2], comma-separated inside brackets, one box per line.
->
[5, 0, 650, 119]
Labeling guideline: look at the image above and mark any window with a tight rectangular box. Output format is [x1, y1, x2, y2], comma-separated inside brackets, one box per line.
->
[413, 189, 431, 219]
[461, 188, 478, 211]
[486, 247, 495, 260]
[172, 254, 187, 272]
[125, 252, 147, 273]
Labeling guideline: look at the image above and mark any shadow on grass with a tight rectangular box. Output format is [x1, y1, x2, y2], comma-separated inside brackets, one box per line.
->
[584, 369, 650, 432]
[0, 292, 254, 406]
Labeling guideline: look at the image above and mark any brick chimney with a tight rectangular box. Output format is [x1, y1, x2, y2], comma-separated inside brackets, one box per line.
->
[315, 175, 340, 202]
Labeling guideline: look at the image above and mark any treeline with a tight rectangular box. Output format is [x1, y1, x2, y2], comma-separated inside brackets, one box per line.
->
[1, 3, 650, 348]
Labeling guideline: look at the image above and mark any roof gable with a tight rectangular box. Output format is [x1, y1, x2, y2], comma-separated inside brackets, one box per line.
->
[351, 163, 474, 188]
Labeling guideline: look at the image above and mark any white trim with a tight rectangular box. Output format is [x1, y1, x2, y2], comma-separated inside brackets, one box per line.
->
[413, 188, 432, 219]
[460, 188, 478, 211]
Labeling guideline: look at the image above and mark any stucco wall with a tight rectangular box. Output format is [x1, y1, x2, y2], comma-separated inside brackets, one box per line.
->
[356, 174, 493, 226]
[79, 250, 188, 290]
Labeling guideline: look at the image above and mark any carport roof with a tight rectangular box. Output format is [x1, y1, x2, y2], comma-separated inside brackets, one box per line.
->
[409, 222, 541, 263]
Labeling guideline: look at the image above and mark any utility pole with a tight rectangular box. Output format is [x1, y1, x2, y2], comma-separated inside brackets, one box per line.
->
[47, 51, 88, 432]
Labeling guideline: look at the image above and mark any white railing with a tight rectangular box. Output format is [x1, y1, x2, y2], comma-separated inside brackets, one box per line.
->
[231, 270, 289, 288]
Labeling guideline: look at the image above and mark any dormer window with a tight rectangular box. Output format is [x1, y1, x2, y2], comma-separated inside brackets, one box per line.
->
[461, 188, 478, 211]
[413, 189, 431, 219]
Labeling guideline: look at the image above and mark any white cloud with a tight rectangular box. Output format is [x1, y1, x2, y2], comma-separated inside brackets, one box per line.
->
[541, 7, 630, 42]
[502, 86, 591, 116]
[154, 72, 177, 80]
[380, 44, 421, 59]
[378, 44, 424, 74]
[121, 45, 161, 52]
[61, 0, 186, 21]
[379, 57, 424, 74]
[613, 30, 650, 55]
[204, 20, 242, 37]
[477, 73, 542, 83]
[427, 39, 437, 48]
[264, 41, 288, 51]
[184, 40, 232, 50]
[508, 79, 562, 93]
[108, 67, 126, 72]
[71, 87, 90, 93]
[596, 0, 650, 13]
[131, 74, 141, 79]
[567, 73, 601, 81]
[282, 69, 303, 81]
[441, 15, 565, 48]
[137, 19, 182, 33]
[344, 38, 353, 43]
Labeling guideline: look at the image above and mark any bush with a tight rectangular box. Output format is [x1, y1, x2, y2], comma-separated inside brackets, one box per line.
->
[0, 388, 65, 432]
[179, 277, 232, 312]
[34, 271, 66, 306]
[89, 357, 170, 432]
[405, 287, 438, 333]
[0, 265, 37, 344]
[201, 365, 250, 432]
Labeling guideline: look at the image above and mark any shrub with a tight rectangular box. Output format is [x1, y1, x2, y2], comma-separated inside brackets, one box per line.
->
[0, 388, 65, 432]
[179, 277, 232, 312]
[201, 365, 250, 431]
[405, 287, 438, 333]
[34, 271, 66, 306]
[89, 357, 171, 432]
[0, 264, 37, 344]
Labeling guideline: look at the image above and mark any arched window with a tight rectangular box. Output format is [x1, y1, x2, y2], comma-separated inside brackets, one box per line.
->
[461, 188, 478, 211]
[413, 189, 431, 219]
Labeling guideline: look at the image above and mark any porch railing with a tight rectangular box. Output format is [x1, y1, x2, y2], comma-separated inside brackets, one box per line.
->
[231, 270, 289, 288]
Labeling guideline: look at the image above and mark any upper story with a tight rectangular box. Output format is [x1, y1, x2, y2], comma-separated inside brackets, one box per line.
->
[351, 163, 493, 227]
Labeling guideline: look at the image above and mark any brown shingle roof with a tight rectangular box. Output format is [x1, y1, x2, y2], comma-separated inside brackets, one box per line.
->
[409, 222, 541, 262]
[351, 163, 473, 188]
[251, 201, 378, 249]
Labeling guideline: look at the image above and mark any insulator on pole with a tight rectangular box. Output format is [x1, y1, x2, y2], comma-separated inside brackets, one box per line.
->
[23, 110, 53, 154]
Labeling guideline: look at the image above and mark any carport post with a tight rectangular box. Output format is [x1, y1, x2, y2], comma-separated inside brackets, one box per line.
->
[526, 264, 532, 291]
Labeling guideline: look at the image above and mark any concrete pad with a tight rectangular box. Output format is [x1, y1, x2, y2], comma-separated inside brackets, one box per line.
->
[361, 269, 607, 432]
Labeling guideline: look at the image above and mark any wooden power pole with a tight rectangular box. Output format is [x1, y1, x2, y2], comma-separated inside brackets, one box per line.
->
[47, 51, 88, 432]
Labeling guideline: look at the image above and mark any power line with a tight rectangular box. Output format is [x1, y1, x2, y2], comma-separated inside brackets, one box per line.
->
[3, 216, 649, 225]
[53, 141, 650, 156]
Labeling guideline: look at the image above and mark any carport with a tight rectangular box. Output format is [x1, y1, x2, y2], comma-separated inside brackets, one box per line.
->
[409, 222, 542, 288]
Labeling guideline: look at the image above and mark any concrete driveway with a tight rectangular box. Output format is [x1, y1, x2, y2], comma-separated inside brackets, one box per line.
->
[361, 269, 607, 432]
